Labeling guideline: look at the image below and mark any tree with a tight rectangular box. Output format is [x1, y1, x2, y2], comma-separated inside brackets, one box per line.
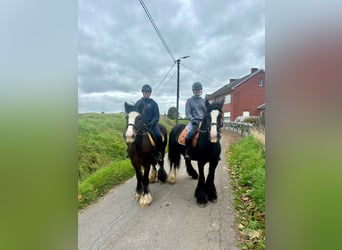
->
[167, 107, 178, 120]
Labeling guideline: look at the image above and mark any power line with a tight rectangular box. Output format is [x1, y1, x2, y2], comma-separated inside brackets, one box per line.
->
[154, 62, 176, 92]
[139, 0, 175, 62]
[181, 62, 225, 85]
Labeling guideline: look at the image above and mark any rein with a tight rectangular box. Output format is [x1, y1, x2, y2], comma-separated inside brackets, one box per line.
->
[127, 122, 150, 136]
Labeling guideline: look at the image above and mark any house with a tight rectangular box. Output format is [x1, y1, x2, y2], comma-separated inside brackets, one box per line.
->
[205, 68, 265, 122]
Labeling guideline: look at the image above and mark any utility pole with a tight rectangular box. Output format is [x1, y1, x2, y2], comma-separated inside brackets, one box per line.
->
[175, 56, 189, 124]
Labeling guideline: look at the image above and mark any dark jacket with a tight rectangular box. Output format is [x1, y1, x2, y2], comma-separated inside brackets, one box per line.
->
[135, 97, 160, 127]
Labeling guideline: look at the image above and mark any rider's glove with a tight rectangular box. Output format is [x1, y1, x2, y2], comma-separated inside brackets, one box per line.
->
[191, 119, 199, 126]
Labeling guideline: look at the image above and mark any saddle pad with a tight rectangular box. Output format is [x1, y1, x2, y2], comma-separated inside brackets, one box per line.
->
[147, 133, 165, 147]
[177, 127, 198, 147]
[147, 133, 156, 147]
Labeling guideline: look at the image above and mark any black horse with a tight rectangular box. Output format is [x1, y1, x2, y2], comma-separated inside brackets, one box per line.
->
[168, 100, 223, 206]
[124, 102, 168, 208]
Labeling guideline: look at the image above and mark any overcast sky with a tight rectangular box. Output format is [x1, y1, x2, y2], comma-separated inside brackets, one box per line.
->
[78, 0, 265, 116]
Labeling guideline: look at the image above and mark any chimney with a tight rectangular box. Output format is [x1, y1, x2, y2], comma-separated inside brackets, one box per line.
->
[251, 68, 258, 74]
[229, 79, 236, 83]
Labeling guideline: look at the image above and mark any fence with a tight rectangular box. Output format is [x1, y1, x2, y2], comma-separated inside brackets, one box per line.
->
[223, 122, 254, 137]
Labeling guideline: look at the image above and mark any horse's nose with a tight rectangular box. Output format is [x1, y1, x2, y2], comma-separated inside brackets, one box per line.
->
[210, 126, 218, 143]
[126, 137, 134, 143]
[125, 129, 135, 143]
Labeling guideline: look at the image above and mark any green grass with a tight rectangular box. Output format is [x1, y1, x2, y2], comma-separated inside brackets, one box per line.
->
[78, 160, 135, 209]
[78, 113, 127, 181]
[78, 112, 176, 209]
[227, 134, 265, 249]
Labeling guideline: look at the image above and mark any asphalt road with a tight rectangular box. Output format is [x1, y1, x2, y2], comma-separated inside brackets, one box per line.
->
[78, 131, 241, 250]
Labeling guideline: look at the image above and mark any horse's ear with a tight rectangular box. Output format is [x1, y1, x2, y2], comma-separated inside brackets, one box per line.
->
[205, 99, 210, 109]
[124, 102, 129, 113]
[219, 99, 224, 109]
[124, 102, 135, 113]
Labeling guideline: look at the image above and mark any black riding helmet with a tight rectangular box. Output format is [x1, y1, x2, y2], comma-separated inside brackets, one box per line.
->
[192, 82, 202, 91]
[141, 84, 152, 93]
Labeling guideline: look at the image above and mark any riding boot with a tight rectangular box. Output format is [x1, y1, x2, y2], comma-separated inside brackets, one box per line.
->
[154, 139, 163, 162]
[184, 137, 192, 160]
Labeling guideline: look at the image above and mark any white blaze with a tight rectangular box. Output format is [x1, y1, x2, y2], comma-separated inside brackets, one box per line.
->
[125, 111, 139, 143]
[210, 110, 219, 143]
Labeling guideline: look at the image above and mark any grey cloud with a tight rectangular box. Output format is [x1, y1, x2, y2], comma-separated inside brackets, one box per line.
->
[78, 0, 265, 114]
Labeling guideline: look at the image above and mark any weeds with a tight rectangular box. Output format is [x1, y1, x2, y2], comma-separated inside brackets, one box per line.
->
[227, 132, 265, 249]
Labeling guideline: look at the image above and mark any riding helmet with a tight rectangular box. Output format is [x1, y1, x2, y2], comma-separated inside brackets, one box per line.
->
[141, 84, 152, 93]
[192, 82, 203, 91]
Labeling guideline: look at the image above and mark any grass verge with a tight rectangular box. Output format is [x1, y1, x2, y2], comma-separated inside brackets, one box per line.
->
[78, 159, 135, 209]
[227, 131, 265, 249]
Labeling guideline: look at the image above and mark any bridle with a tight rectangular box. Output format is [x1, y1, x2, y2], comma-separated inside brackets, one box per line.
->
[200, 108, 222, 143]
[125, 111, 150, 143]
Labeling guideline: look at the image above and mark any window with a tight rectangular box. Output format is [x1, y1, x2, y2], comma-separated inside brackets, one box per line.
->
[224, 112, 231, 122]
[224, 94, 231, 104]
[215, 96, 220, 102]
[243, 111, 250, 117]
[258, 79, 263, 87]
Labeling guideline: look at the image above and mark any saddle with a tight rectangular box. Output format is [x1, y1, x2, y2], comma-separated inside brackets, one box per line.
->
[177, 127, 199, 147]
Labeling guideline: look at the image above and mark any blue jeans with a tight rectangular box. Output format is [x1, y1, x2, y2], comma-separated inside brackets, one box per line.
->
[186, 122, 199, 140]
[150, 125, 162, 148]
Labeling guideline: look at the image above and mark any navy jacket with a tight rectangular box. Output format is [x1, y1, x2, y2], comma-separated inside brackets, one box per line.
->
[135, 97, 160, 126]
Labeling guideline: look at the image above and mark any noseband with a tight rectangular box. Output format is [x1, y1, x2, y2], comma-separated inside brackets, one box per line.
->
[200, 110, 221, 131]
[126, 113, 149, 136]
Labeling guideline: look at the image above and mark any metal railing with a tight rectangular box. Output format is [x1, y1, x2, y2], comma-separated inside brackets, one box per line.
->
[223, 122, 254, 137]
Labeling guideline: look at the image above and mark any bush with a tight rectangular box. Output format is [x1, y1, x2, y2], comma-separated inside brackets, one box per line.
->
[243, 117, 257, 125]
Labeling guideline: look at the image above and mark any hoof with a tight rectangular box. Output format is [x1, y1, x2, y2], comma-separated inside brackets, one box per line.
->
[135, 192, 141, 200]
[209, 198, 218, 203]
[207, 193, 217, 202]
[190, 174, 198, 180]
[158, 170, 168, 183]
[196, 196, 208, 207]
[167, 176, 176, 184]
[197, 202, 207, 208]
[149, 177, 157, 183]
[139, 193, 153, 208]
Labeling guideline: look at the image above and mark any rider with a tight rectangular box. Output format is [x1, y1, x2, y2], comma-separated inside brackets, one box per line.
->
[135, 84, 163, 162]
[184, 82, 206, 160]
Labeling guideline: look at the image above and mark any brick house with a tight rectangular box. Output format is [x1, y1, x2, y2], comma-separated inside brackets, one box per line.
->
[205, 68, 265, 122]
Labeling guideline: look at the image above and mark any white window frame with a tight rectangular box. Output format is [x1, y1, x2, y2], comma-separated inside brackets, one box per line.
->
[258, 79, 263, 87]
[224, 94, 231, 104]
[242, 111, 250, 117]
[224, 112, 231, 122]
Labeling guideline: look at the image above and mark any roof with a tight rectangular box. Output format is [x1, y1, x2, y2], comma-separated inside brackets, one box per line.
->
[257, 103, 265, 110]
[205, 68, 265, 99]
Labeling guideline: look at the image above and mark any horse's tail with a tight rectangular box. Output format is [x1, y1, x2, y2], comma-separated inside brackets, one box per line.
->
[168, 124, 186, 169]
[158, 124, 168, 155]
